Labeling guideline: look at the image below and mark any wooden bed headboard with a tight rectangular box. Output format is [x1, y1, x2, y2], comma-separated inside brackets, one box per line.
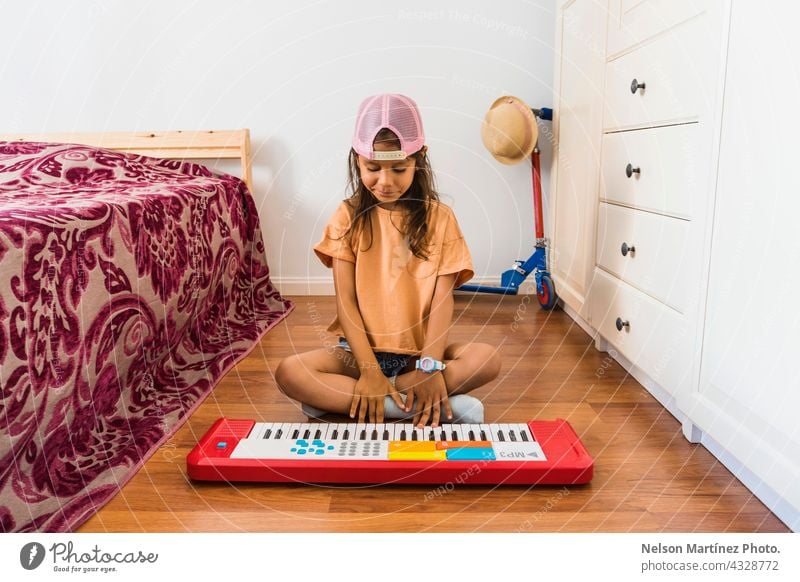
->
[0, 129, 253, 192]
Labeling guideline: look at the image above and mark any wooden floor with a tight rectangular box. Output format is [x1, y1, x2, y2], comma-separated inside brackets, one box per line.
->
[79, 295, 789, 532]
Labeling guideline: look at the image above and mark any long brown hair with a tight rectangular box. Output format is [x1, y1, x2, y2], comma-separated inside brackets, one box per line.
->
[342, 128, 439, 259]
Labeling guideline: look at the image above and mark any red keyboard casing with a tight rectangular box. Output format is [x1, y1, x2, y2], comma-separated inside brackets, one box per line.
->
[186, 418, 593, 485]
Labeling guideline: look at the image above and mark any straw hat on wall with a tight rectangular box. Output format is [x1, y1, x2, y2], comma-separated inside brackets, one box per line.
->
[480, 95, 539, 165]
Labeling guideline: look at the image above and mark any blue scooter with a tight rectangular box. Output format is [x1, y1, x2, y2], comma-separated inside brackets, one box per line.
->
[457, 107, 557, 310]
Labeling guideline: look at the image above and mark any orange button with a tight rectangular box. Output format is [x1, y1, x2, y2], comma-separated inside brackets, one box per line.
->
[436, 441, 493, 450]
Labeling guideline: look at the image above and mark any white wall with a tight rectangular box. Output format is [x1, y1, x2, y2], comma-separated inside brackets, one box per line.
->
[1, 0, 556, 294]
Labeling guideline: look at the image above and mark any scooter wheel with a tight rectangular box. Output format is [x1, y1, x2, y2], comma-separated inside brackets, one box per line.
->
[537, 274, 558, 310]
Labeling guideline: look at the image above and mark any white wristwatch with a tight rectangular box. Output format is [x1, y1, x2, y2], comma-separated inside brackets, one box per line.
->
[416, 356, 446, 373]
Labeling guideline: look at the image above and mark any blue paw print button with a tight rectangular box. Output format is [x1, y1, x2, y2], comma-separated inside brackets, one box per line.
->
[292, 439, 335, 456]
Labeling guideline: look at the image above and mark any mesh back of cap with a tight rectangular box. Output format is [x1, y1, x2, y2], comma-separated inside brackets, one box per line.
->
[353, 94, 425, 158]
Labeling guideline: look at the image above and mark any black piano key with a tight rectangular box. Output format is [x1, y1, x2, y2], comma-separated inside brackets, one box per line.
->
[382, 430, 390, 440]
[521, 430, 529, 442]
[480, 430, 487, 440]
[412, 430, 418, 441]
[342, 429, 349, 440]
[371, 430, 378, 440]
[509, 430, 517, 442]
[359, 429, 367, 440]
[400, 430, 407, 441]
[275, 429, 283, 439]
[467, 430, 475, 441]
[331, 430, 338, 439]
[302, 429, 311, 439]
[497, 430, 505, 442]
[264, 429, 272, 439]
[428, 430, 435, 441]
[291, 429, 299, 439]
[314, 429, 322, 439]
[440, 430, 447, 441]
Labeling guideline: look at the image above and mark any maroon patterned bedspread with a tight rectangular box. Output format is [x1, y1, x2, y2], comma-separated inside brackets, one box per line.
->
[0, 142, 293, 532]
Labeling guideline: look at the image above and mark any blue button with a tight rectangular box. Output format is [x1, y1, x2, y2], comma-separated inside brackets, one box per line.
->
[315, 449, 325, 455]
[296, 439, 309, 447]
[312, 439, 325, 447]
[327, 445, 334, 450]
[216, 442, 227, 449]
[297, 449, 307, 455]
[445, 447, 496, 461]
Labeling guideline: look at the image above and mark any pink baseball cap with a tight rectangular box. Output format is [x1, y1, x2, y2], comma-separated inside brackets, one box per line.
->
[352, 94, 425, 161]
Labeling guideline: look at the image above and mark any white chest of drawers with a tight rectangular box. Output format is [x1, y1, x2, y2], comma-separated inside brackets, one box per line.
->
[588, 0, 723, 402]
[551, 0, 799, 530]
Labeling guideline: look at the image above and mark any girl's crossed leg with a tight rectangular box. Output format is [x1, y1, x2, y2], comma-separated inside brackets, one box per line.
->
[275, 342, 501, 416]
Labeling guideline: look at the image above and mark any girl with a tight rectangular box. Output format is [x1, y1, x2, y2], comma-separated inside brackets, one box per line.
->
[276, 94, 501, 428]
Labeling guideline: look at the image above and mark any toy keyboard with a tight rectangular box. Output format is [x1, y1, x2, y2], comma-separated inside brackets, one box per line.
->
[187, 418, 593, 485]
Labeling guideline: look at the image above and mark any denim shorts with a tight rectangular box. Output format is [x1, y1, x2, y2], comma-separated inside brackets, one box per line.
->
[337, 337, 411, 378]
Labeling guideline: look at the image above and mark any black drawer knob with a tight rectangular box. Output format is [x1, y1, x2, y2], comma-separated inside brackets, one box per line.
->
[626, 163, 641, 178]
[621, 242, 636, 257]
[630, 78, 646, 94]
[616, 317, 630, 332]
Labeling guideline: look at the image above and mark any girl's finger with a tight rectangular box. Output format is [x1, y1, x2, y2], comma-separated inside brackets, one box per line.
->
[441, 394, 453, 421]
[349, 395, 360, 419]
[404, 390, 415, 413]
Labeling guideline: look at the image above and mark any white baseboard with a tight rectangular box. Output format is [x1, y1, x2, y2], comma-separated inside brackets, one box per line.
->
[272, 276, 539, 296]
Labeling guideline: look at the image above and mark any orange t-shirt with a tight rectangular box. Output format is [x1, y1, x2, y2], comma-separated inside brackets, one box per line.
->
[314, 200, 474, 355]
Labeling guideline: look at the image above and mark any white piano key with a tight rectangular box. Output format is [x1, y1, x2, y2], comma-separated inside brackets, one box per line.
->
[375, 423, 386, 440]
[365, 423, 376, 440]
[289, 423, 304, 440]
[398, 423, 412, 440]
[514, 423, 533, 442]
[489, 424, 502, 442]
[440, 424, 452, 441]
[248, 423, 266, 440]
[276, 422, 292, 439]
[266, 422, 283, 439]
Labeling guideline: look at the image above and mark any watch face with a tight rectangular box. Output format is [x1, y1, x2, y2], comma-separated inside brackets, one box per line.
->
[420, 357, 434, 372]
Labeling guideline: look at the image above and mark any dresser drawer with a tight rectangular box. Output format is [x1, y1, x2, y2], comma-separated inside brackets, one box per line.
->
[600, 123, 701, 219]
[596, 202, 690, 313]
[606, 0, 708, 57]
[604, 14, 713, 131]
[588, 267, 692, 396]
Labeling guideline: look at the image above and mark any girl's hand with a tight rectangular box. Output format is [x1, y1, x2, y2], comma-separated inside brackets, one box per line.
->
[405, 371, 452, 428]
[350, 369, 405, 423]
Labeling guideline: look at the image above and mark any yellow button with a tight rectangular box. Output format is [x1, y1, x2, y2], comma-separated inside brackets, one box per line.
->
[389, 441, 436, 452]
[388, 450, 448, 461]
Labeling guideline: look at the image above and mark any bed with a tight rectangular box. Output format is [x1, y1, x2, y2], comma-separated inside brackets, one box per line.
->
[0, 130, 293, 532]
